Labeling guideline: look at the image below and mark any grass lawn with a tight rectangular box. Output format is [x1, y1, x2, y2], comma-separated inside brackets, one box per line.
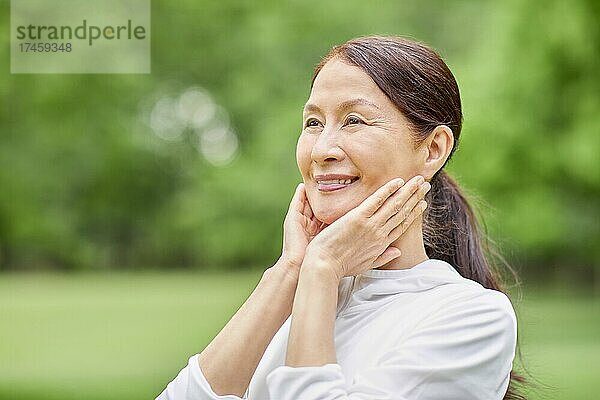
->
[511, 285, 599, 399]
[0, 270, 598, 399]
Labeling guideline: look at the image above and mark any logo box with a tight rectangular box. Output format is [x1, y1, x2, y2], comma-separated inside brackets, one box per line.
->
[11, 0, 151, 74]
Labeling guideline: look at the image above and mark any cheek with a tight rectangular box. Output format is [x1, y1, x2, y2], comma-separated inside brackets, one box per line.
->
[295, 134, 313, 178]
[368, 139, 420, 178]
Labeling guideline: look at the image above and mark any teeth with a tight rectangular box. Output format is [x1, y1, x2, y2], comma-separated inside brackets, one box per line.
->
[318, 179, 355, 185]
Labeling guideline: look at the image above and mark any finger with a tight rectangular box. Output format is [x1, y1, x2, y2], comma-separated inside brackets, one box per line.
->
[372, 246, 402, 269]
[358, 177, 405, 218]
[290, 183, 313, 220]
[297, 185, 324, 235]
[375, 175, 425, 223]
[383, 181, 430, 232]
[288, 183, 304, 212]
[388, 199, 428, 242]
[298, 184, 315, 220]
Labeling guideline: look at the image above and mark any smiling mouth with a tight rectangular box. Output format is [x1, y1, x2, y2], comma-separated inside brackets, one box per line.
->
[316, 177, 360, 192]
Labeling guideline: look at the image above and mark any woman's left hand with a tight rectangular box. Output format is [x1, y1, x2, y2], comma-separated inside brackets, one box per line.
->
[302, 175, 430, 282]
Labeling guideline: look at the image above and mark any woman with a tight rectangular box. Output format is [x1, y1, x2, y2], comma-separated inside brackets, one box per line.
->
[157, 36, 521, 400]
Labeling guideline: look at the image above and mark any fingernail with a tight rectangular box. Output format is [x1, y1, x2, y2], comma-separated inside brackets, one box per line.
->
[423, 182, 431, 192]
[417, 176, 425, 184]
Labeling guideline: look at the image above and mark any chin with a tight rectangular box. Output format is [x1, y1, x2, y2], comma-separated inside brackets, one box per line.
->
[313, 203, 354, 225]
[306, 188, 364, 225]
[315, 211, 341, 226]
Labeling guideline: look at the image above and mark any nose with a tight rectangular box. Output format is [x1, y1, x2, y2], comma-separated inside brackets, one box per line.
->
[310, 127, 346, 165]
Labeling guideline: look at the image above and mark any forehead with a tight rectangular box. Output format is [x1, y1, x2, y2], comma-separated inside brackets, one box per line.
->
[308, 58, 391, 108]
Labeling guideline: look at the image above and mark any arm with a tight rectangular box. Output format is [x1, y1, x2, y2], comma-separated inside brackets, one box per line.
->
[197, 259, 298, 396]
[157, 183, 327, 399]
[285, 259, 339, 366]
[157, 261, 297, 400]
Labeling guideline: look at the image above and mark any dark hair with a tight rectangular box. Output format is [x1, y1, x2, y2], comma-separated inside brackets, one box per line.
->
[312, 36, 525, 399]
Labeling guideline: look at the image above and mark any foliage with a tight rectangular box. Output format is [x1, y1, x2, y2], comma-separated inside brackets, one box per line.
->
[0, 0, 598, 278]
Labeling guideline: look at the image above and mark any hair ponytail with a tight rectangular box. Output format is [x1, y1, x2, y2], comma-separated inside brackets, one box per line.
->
[313, 35, 526, 399]
[424, 170, 501, 290]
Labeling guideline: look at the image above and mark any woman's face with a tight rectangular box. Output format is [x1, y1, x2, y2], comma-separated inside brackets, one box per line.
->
[297, 58, 425, 225]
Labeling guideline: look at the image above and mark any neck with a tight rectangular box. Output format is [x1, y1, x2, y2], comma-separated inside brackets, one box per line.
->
[376, 216, 429, 270]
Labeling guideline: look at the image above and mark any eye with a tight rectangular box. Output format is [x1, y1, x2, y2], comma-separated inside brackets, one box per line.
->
[304, 118, 322, 128]
[345, 115, 364, 126]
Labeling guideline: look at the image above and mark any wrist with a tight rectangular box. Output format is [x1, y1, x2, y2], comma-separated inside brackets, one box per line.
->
[268, 257, 301, 285]
[300, 255, 341, 285]
[277, 253, 303, 271]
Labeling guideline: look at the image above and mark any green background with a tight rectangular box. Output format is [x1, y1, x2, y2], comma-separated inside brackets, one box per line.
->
[1, 0, 598, 398]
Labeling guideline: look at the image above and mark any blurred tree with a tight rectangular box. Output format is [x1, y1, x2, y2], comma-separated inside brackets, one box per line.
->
[451, 0, 600, 282]
[0, 0, 598, 283]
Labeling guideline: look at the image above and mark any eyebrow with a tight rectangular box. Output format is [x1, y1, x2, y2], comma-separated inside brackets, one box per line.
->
[303, 98, 382, 114]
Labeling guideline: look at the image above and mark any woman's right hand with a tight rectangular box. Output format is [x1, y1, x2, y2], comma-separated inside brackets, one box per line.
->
[278, 183, 327, 276]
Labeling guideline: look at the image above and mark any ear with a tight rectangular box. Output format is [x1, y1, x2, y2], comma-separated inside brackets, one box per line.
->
[420, 125, 454, 181]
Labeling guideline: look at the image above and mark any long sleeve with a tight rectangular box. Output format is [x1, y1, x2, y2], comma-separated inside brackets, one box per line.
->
[266, 290, 516, 400]
[156, 354, 246, 400]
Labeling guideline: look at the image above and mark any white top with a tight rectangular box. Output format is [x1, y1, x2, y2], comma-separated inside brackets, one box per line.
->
[156, 259, 517, 400]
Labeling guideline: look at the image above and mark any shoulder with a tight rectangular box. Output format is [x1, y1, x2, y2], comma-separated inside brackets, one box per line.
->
[440, 278, 514, 310]
[416, 276, 518, 349]
[430, 270, 515, 317]
[418, 260, 517, 327]
[396, 280, 517, 392]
